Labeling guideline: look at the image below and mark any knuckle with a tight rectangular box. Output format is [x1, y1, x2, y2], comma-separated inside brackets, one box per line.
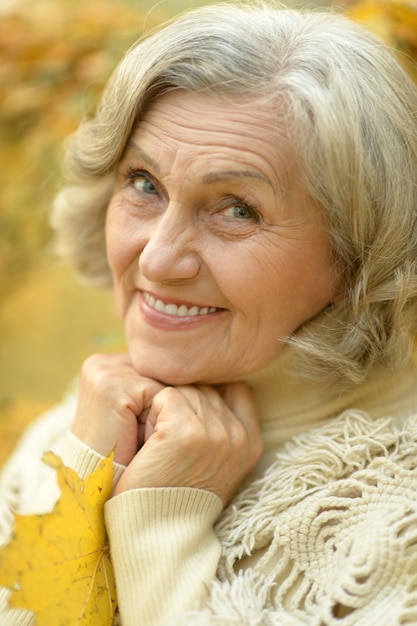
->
[232, 422, 262, 467]
[213, 431, 232, 458]
[80, 354, 116, 393]
[233, 421, 250, 449]
[81, 353, 113, 372]
[157, 386, 181, 403]
[81, 353, 105, 372]
[183, 421, 207, 451]
[81, 354, 103, 379]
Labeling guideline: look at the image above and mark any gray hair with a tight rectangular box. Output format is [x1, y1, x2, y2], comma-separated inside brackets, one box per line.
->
[51, 2, 417, 387]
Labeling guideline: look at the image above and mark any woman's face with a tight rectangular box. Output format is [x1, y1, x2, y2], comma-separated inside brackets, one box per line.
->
[106, 91, 337, 385]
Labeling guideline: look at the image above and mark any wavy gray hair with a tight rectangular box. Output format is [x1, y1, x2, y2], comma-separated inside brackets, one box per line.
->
[51, 2, 417, 387]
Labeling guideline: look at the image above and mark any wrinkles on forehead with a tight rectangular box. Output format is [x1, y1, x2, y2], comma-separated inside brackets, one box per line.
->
[124, 91, 302, 209]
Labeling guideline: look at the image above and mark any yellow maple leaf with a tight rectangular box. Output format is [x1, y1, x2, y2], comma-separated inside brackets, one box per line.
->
[0, 451, 117, 625]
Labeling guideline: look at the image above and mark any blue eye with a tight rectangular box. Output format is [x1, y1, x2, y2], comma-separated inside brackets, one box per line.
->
[223, 201, 258, 221]
[231, 205, 255, 219]
[127, 169, 158, 195]
[133, 176, 158, 195]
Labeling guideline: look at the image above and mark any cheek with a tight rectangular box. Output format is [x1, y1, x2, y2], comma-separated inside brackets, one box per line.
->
[220, 239, 334, 332]
[289, 246, 336, 320]
[106, 204, 138, 278]
[105, 202, 121, 273]
[106, 235, 129, 278]
[212, 252, 278, 323]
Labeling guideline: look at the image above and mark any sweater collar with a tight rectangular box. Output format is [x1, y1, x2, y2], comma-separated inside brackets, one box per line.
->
[241, 345, 417, 449]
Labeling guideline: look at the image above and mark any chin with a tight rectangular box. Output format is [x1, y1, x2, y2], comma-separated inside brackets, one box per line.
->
[129, 357, 233, 387]
[129, 357, 199, 386]
[153, 372, 201, 386]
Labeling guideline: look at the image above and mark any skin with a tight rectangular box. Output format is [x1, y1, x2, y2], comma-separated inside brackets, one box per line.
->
[72, 92, 337, 503]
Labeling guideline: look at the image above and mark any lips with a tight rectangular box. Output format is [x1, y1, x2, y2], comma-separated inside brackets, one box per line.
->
[143, 292, 218, 317]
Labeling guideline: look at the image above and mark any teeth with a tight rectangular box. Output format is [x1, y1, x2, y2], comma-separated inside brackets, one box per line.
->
[144, 293, 217, 317]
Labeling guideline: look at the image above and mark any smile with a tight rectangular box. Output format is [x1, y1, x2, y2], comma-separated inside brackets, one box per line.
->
[143, 292, 217, 317]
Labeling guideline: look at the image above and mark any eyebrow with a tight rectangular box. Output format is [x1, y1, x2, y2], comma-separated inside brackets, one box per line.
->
[125, 142, 273, 188]
[125, 142, 161, 172]
[202, 170, 272, 188]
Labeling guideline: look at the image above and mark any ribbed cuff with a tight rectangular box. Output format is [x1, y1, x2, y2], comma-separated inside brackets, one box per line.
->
[105, 487, 223, 626]
[60, 432, 126, 484]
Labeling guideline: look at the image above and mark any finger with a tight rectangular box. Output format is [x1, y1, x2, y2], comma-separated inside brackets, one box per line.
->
[171, 385, 223, 421]
[144, 386, 193, 431]
[218, 383, 263, 464]
[218, 382, 258, 428]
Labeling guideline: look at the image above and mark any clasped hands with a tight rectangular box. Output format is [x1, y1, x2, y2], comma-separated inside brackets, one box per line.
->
[71, 354, 263, 505]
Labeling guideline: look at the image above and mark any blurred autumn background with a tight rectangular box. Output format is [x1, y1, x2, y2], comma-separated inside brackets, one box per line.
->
[0, 0, 416, 465]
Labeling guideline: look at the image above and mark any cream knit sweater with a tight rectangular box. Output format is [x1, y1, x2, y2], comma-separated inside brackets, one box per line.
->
[1, 347, 417, 625]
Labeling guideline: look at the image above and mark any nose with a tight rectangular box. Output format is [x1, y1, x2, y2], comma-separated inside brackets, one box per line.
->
[138, 204, 201, 282]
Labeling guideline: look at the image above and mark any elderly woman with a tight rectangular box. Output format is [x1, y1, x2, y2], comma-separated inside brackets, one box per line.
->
[1, 2, 417, 625]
